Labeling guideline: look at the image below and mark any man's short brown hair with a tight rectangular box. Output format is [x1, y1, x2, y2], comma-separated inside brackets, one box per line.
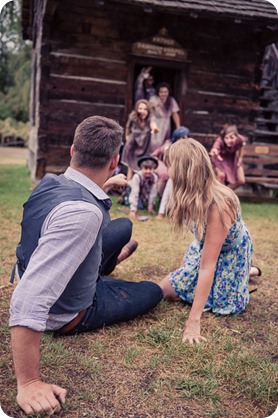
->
[72, 116, 123, 168]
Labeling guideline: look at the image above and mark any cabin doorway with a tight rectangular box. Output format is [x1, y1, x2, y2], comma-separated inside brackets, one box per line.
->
[127, 60, 187, 127]
[132, 63, 184, 106]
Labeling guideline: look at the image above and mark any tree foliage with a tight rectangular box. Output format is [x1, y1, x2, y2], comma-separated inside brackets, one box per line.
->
[0, 0, 31, 122]
[0, 117, 29, 144]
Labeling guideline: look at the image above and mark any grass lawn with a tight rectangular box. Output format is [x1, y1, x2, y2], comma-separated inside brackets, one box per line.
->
[0, 164, 277, 418]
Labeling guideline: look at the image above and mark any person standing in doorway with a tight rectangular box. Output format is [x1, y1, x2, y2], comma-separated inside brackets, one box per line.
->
[148, 82, 180, 153]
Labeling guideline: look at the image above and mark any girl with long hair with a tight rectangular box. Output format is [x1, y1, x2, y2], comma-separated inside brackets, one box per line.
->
[159, 138, 261, 344]
[121, 99, 158, 180]
[210, 124, 246, 189]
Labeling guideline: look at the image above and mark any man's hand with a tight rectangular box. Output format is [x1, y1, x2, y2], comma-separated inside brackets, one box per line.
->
[182, 318, 207, 345]
[103, 174, 128, 193]
[110, 173, 128, 188]
[17, 380, 67, 416]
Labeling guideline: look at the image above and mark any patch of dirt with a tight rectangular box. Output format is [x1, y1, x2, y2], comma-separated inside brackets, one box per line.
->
[0, 146, 28, 165]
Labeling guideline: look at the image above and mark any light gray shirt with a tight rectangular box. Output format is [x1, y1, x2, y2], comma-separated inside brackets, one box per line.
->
[9, 167, 110, 332]
[128, 171, 158, 212]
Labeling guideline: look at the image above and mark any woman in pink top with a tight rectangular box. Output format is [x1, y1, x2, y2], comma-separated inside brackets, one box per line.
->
[210, 125, 246, 189]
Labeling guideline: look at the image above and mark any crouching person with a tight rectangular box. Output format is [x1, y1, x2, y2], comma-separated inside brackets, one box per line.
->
[9, 116, 163, 416]
[129, 155, 158, 219]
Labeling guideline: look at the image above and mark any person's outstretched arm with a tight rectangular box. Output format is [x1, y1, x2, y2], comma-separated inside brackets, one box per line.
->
[134, 67, 152, 102]
[172, 111, 180, 129]
[209, 137, 223, 161]
[12, 326, 67, 415]
[182, 204, 231, 344]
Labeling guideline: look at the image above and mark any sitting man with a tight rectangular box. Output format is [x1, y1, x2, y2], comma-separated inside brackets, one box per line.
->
[9, 115, 163, 416]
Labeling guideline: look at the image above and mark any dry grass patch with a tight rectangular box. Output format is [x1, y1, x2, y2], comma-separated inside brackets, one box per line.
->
[0, 165, 277, 418]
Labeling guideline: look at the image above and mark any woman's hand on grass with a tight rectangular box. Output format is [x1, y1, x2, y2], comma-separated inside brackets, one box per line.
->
[182, 318, 207, 345]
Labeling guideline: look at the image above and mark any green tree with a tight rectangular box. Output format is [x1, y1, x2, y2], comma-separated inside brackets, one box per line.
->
[0, 0, 31, 122]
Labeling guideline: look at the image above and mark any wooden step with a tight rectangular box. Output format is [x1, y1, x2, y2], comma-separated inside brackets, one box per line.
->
[257, 107, 278, 113]
[255, 118, 278, 125]
[259, 97, 277, 102]
[253, 129, 278, 137]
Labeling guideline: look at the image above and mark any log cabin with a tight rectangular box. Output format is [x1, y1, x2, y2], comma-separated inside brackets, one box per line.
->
[21, 0, 278, 180]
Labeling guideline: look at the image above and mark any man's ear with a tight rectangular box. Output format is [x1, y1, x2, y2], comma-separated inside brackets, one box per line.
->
[70, 144, 74, 157]
[110, 154, 119, 171]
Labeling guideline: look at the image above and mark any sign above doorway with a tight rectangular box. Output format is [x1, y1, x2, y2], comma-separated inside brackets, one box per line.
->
[132, 28, 189, 62]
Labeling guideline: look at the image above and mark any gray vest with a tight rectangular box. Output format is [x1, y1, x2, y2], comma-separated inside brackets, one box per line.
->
[14, 173, 111, 314]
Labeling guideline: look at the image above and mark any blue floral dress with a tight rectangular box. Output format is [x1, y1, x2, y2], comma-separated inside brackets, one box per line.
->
[169, 210, 253, 315]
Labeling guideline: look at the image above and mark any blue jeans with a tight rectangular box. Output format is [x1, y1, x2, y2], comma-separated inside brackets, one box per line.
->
[100, 217, 132, 275]
[58, 218, 163, 335]
[63, 277, 163, 335]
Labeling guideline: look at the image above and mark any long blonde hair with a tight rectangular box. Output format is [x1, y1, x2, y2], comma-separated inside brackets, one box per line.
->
[165, 138, 239, 239]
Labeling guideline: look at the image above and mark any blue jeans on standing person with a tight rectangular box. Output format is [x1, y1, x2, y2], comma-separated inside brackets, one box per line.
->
[56, 217, 163, 336]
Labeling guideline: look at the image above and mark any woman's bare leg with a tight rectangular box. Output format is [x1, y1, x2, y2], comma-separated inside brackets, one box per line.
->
[159, 276, 180, 300]
[250, 266, 261, 277]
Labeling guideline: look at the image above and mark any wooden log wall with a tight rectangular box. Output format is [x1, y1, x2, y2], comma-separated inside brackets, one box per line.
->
[32, 0, 264, 178]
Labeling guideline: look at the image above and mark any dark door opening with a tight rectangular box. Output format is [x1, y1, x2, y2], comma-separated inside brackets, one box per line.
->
[133, 63, 181, 106]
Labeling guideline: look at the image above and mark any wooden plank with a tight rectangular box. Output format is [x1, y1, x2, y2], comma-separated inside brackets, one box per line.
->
[238, 195, 278, 203]
[38, 100, 126, 140]
[46, 75, 127, 104]
[243, 144, 278, 156]
[245, 177, 278, 184]
[188, 70, 257, 96]
[243, 157, 278, 165]
[254, 130, 278, 138]
[49, 53, 127, 79]
[244, 169, 278, 177]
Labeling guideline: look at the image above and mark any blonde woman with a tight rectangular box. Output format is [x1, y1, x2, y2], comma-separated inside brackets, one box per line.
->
[159, 138, 261, 344]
